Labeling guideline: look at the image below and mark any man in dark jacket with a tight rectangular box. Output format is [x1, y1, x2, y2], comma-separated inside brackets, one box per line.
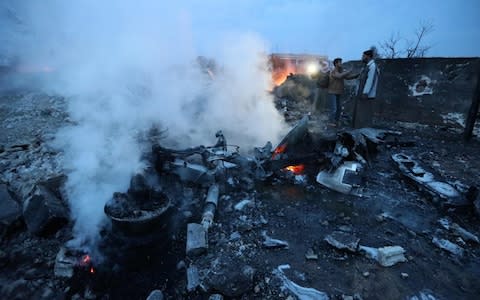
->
[327, 57, 358, 126]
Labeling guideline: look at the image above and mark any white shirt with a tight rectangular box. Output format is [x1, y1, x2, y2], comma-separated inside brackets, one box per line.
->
[362, 60, 379, 98]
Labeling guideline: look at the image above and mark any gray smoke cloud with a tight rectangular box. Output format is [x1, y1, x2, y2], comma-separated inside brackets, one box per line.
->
[2, 1, 287, 249]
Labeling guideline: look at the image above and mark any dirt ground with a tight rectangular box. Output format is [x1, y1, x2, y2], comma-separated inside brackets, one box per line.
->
[1, 90, 480, 300]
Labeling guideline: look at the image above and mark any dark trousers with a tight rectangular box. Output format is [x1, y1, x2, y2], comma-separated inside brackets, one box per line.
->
[328, 93, 341, 123]
[352, 97, 374, 128]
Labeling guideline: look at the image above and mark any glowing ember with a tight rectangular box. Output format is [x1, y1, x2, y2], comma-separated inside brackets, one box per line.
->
[82, 255, 91, 265]
[284, 164, 305, 175]
[272, 143, 288, 159]
[90, 267, 95, 274]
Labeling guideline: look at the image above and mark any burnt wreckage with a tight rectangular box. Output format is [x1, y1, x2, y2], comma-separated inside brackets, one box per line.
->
[54, 115, 479, 292]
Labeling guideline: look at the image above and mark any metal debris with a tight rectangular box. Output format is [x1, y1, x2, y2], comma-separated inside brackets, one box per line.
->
[273, 265, 329, 300]
[316, 161, 363, 194]
[186, 223, 208, 257]
[432, 237, 464, 256]
[262, 231, 289, 249]
[392, 153, 469, 206]
[324, 231, 360, 252]
[359, 245, 407, 267]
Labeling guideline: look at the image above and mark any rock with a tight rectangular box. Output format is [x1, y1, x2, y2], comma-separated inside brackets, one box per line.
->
[229, 231, 241, 241]
[206, 263, 255, 298]
[401, 272, 409, 279]
[234, 199, 252, 211]
[324, 231, 360, 252]
[187, 265, 200, 292]
[54, 247, 76, 278]
[186, 223, 207, 257]
[362, 271, 370, 277]
[0, 184, 22, 236]
[377, 246, 407, 267]
[146, 290, 164, 300]
[305, 248, 318, 260]
[176, 260, 186, 270]
[208, 294, 224, 300]
[23, 184, 68, 235]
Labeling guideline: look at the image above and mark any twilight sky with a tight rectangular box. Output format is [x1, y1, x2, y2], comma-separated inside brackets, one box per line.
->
[1, 0, 479, 62]
[180, 0, 480, 60]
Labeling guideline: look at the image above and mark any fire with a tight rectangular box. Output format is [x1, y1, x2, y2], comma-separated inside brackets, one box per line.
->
[82, 255, 91, 265]
[284, 164, 305, 175]
[90, 267, 95, 274]
[272, 143, 288, 159]
[272, 66, 296, 86]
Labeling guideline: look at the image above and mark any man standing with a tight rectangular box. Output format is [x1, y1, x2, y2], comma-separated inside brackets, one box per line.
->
[327, 58, 359, 127]
[352, 49, 379, 128]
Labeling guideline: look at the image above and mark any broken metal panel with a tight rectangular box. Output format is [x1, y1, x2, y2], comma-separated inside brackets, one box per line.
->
[391, 153, 469, 206]
[167, 159, 215, 185]
[273, 265, 329, 300]
[316, 161, 363, 194]
[272, 115, 309, 159]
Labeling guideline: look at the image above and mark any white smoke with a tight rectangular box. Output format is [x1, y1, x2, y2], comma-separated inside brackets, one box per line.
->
[3, 1, 286, 248]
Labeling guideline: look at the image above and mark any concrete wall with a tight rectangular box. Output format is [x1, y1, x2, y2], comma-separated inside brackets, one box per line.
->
[343, 57, 480, 126]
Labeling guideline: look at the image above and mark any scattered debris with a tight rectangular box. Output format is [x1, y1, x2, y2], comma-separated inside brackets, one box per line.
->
[186, 265, 200, 292]
[273, 265, 329, 300]
[359, 245, 407, 267]
[432, 237, 464, 256]
[202, 184, 220, 229]
[146, 290, 164, 300]
[54, 247, 76, 278]
[262, 231, 289, 249]
[234, 199, 252, 211]
[186, 223, 208, 257]
[324, 231, 360, 252]
[438, 218, 479, 243]
[392, 153, 469, 206]
[305, 248, 318, 260]
[408, 289, 439, 300]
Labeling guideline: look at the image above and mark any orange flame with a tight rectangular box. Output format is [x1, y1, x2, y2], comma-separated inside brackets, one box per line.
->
[82, 255, 91, 264]
[284, 164, 305, 175]
[272, 143, 288, 159]
[272, 67, 296, 86]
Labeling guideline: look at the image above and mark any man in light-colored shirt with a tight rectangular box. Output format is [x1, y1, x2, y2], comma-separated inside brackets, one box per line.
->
[352, 49, 379, 128]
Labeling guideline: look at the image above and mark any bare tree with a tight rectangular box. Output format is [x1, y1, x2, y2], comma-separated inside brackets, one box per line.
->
[379, 21, 434, 59]
[380, 32, 402, 58]
[405, 21, 434, 58]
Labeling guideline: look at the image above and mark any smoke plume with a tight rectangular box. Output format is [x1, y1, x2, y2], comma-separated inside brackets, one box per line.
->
[2, 1, 286, 249]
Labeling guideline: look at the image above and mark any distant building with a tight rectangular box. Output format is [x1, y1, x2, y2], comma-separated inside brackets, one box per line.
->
[269, 53, 329, 85]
